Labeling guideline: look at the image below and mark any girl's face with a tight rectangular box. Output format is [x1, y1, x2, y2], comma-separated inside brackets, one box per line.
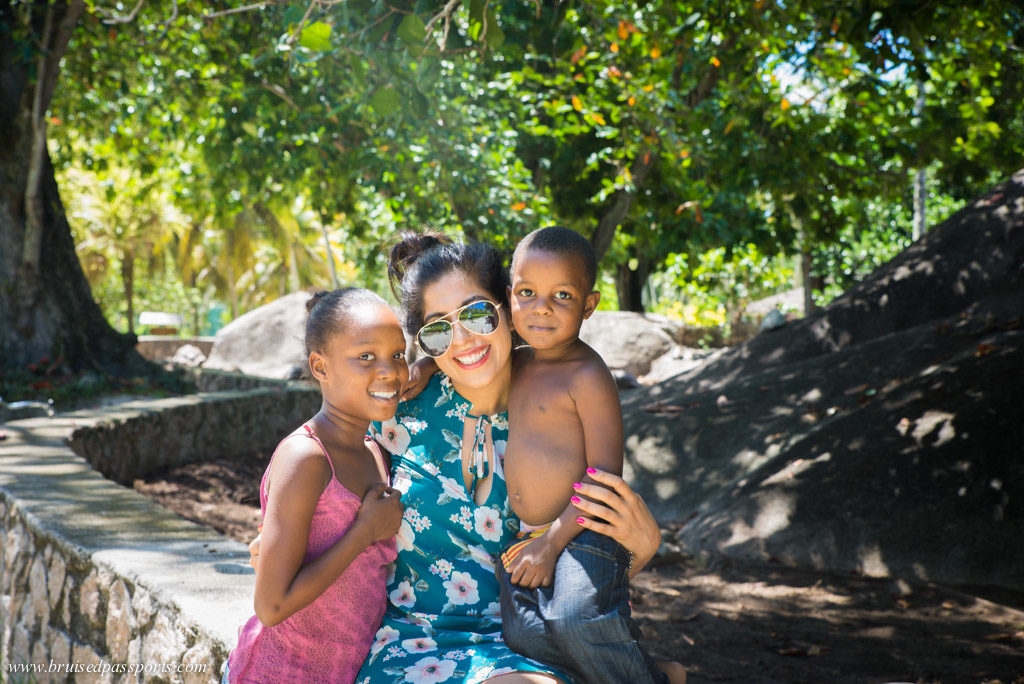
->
[310, 303, 410, 423]
[420, 270, 513, 394]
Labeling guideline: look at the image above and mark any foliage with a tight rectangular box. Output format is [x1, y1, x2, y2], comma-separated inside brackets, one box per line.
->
[0, 358, 196, 410]
[39, 0, 1024, 331]
[662, 244, 796, 324]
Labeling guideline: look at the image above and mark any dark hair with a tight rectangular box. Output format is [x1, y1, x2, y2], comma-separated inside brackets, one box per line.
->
[387, 230, 510, 337]
[511, 225, 598, 291]
[305, 288, 389, 357]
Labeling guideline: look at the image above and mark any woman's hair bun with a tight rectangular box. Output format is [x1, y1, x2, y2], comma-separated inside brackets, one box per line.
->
[306, 290, 330, 314]
[387, 229, 452, 298]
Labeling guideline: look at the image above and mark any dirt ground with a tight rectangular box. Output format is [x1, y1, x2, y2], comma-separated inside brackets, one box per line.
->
[134, 455, 1024, 684]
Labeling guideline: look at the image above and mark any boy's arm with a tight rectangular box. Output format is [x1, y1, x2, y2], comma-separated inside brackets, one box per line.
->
[506, 361, 623, 589]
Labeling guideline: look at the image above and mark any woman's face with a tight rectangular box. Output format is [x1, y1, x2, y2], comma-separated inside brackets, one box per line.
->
[419, 269, 513, 394]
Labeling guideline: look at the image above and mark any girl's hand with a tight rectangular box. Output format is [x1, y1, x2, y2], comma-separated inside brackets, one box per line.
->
[356, 483, 405, 543]
[401, 356, 438, 400]
[572, 468, 661, 577]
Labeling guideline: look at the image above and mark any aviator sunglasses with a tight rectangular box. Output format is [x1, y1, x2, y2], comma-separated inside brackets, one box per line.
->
[416, 300, 502, 357]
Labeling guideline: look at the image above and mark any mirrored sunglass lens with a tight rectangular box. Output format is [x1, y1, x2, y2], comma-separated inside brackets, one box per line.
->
[460, 302, 498, 334]
[418, 322, 452, 356]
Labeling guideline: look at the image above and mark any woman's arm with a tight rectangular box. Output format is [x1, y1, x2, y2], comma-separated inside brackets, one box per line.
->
[570, 467, 661, 579]
[254, 442, 403, 626]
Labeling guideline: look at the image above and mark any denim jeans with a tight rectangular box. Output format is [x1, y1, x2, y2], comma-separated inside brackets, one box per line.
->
[498, 529, 668, 684]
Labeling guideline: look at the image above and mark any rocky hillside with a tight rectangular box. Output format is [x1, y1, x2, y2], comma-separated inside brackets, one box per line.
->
[622, 169, 1024, 592]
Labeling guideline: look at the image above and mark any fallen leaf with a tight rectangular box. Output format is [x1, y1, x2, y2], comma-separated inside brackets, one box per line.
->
[844, 383, 870, 395]
[976, 343, 998, 356]
[642, 403, 687, 415]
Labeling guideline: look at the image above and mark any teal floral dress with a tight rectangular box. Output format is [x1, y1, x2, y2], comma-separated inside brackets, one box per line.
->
[356, 374, 564, 684]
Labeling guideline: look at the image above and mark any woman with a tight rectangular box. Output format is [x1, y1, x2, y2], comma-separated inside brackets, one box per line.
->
[250, 232, 667, 683]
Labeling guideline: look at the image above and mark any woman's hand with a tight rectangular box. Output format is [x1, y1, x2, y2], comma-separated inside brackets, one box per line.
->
[402, 355, 438, 400]
[573, 468, 661, 578]
[249, 532, 262, 571]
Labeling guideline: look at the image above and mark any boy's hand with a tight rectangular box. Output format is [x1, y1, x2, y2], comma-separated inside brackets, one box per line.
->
[506, 535, 559, 589]
[402, 356, 438, 400]
[356, 483, 405, 543]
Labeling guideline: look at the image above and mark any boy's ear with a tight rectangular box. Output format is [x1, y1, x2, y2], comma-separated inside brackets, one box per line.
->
[308, 352, 328, 381]
[583, 290, 600, 319]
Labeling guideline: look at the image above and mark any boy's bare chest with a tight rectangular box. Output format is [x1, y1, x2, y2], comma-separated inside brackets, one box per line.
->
[508, 364, 578, 420]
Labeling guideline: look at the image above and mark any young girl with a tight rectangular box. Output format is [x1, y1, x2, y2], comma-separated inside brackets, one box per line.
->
[227, 288, 408, 683]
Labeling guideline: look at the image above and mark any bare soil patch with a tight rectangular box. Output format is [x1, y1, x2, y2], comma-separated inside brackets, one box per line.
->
[134, 455, 1024, 683]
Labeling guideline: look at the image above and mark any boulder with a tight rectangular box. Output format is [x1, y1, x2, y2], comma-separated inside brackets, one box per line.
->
[170, 344, 207, 367]
[621, 169, 1024, 592]
[203, 292, 311, 379]
[579, 311, 680, 377]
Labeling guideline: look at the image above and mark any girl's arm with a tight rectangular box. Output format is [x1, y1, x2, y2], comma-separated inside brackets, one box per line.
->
[254, 440, 403, 626]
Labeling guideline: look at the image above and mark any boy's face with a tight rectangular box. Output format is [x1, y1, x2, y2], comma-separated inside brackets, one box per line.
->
[509, 248, 599, 352]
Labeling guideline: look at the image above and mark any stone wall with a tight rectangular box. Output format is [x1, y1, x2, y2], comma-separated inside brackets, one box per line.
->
[136, 337, 215, 363]
[67, 386, 320, 485]
[0, 384, 322, 682]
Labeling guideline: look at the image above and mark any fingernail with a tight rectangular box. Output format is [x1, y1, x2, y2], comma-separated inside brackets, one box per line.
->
[576, 517, 586, 525]
[570, 495, 581, 504]
[586, 467, 597, 475]
[571, 482, 582, 490]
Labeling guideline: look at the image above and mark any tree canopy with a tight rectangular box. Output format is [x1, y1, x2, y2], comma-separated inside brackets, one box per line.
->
[2, 0, 1022, 366]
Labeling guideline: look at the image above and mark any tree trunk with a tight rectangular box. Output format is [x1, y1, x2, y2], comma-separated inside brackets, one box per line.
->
[122, 250, 135, 336]
[0, 1, 145, 372]
[615, 250, 650, 313]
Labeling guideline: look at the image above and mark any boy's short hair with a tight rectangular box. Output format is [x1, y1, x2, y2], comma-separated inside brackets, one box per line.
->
[512, 226, 598, 291]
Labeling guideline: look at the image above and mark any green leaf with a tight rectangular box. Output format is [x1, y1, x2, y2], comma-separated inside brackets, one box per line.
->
[398, 14, 427, 45]
[484, 8, 504, 49]
[299, 21, 332, 52]
[371, 85, 401, 115]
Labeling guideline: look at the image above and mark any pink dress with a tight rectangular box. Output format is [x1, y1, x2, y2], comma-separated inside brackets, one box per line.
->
[228, 425, 397, 683]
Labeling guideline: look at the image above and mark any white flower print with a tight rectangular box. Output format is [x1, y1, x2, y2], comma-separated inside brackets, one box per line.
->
[392, 470, 413, 495]
[482, 601, 501, 620]
[379, 418, 412, 454]
[437, 475, 469, 502]
[429, 559, 453, 580]
[404, 656, 457, 683]
[442, 650, 469, 662]
[386, 562, 397, 586]
[492, 439, 507, 460]
[445, 401, 470, 420]
[401, 416, 429, 434]
[468, 666, 515, 683]
[422, 461, 440, 476]
[407, 509, 432, 533]
[443, 570, 480, 606]
[402, 636, 437, 653]
[396, 518, 416, 553]
[490, 413, 509, 430]
[473, 507, 502, 542]
[467, 544, 496, 573]
[390, 580, 416, 609]
[370, 625, 400, 655]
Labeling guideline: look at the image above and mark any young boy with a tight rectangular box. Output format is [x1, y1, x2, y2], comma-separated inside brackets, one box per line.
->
[497, 226, 679, 684]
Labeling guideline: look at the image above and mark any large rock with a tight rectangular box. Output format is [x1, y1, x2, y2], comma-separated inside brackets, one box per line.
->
[203, 292, 311, 379]
[579, 311, 680, 377]
[622, 169, 1024, 591]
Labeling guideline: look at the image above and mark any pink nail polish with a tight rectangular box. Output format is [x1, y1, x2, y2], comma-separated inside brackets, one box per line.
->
[576, 517, 586, 525]
[571, 482, 582, 490]
[570, 495, 581, 504]
[586, 467, 597, 475]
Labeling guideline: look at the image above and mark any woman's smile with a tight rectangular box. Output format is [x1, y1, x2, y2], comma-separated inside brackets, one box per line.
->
[452, 344, 491, 369]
